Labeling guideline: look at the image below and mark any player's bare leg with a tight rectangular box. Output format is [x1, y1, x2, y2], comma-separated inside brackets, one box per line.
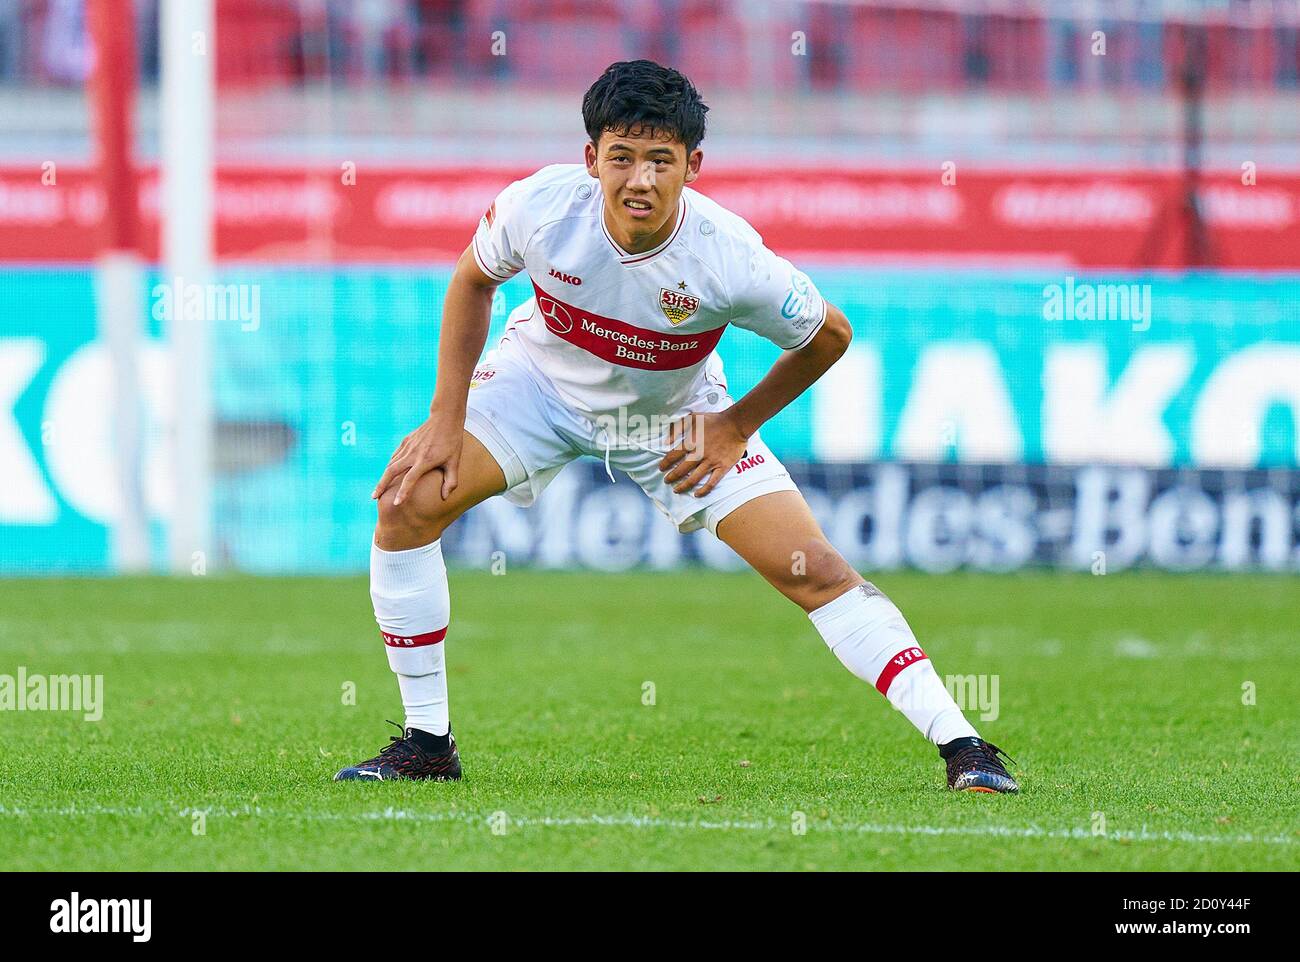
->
[716, 490, 1019, 793]
[713, 489, 865, 612]
[375, 430, 507, 549]
[335, 431, 506, 782]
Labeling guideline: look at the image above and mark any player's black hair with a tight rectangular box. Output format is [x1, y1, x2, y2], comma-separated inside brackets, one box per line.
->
[582, 60, 708, 154]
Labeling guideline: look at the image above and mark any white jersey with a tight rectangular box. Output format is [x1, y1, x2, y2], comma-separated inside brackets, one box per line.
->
[471, 164, 826, 426]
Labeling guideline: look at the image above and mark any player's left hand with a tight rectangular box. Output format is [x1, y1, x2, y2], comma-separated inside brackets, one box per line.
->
[658, 409, 750, 497]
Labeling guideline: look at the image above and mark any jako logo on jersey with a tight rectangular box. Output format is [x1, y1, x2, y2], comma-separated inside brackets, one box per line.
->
[659, 288, 700, 325]
[734, 452, 766, 474]
[549, 268, 583, 286]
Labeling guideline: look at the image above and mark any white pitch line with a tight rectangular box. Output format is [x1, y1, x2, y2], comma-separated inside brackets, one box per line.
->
[0, 803, 1294, 847]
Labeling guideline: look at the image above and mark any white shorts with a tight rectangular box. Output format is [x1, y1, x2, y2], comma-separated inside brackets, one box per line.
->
[463, 342, 798, 536]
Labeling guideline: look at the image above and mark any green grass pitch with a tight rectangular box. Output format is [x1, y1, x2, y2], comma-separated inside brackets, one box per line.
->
[0, 570, 1296, 871]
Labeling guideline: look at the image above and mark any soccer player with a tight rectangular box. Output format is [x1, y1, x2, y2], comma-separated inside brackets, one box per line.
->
[335, 60, 1018, 793]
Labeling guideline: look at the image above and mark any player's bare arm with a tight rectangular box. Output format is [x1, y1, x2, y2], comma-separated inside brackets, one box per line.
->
[372, 246, 501, 507]
[659, 303, 853, 496]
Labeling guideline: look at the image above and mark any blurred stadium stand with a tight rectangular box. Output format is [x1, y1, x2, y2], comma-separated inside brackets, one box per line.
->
[1, 0, 1298, 575]
[2, 0, 1299, 166]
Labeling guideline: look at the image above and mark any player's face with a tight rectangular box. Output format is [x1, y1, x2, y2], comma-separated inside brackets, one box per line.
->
[585, 128, 702, 248]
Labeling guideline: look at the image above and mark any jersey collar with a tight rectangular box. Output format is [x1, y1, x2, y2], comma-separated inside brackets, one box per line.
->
[601, 194, 688, 266]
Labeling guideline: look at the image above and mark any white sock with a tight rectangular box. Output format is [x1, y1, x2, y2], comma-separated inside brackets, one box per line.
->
[809, 584, 978, 745]
[369, 539, 450, 737]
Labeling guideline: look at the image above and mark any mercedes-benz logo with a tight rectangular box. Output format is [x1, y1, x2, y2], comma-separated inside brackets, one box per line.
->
[538, 295, 573, 334]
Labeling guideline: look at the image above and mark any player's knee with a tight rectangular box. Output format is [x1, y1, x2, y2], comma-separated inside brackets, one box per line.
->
[791, 540, 864, 612]
[375, 481, 450, 548]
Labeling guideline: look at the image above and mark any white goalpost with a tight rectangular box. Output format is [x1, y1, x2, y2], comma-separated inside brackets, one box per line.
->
[160, 0, 216, 573]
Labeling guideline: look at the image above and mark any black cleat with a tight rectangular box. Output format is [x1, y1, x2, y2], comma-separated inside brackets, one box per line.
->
[939, 737, 1019, 794]
[334, 721, 462, 782]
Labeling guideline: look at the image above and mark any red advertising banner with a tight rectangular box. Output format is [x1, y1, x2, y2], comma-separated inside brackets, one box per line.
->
[1, 165, 1295, 269]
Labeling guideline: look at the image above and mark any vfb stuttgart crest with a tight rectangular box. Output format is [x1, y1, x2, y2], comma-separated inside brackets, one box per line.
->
[659, 288, 700, 326]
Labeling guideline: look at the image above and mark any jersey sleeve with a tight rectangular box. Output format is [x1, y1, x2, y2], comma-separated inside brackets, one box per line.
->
[471, 178, 532, 281]
[728, 244, 828, 350]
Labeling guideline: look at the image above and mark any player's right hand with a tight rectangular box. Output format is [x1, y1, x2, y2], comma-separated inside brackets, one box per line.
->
[372, 412, 464, 506]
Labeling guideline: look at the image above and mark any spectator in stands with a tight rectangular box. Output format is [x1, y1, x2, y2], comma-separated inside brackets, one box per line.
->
[411, 0, 468, 79]
[325, 0, 403, 79]
[42, 0, 90, 85]
[358, 0, 403, 77]
[0, 0, 26, 81]
[136, 0, 159, 84]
